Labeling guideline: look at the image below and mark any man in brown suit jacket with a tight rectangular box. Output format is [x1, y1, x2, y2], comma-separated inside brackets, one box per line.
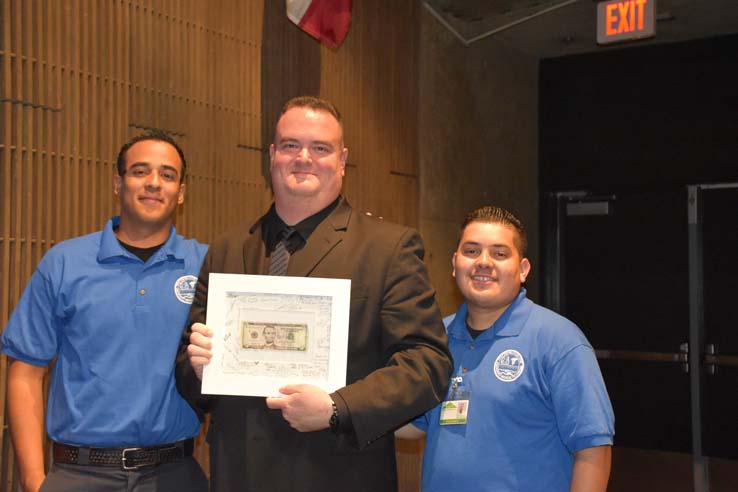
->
[176, 96, 453, 491]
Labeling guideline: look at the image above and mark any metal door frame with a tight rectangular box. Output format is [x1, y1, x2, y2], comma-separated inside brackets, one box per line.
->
[687, 182, 738, 492]
[546, 184, 738, 492]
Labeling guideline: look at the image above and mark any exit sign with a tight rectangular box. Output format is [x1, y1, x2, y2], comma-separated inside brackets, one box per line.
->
[597, 0, 655, 45]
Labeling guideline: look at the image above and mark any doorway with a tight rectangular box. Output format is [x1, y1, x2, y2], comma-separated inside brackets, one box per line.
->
[544, 183, 738, 491]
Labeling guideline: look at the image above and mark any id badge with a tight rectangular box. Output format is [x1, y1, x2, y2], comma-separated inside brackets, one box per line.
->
[439, 377, 471, 425]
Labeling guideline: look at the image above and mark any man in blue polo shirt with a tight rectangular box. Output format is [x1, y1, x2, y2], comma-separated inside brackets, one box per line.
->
[396, 205, 614, 492]
[1, 131, 208, 492]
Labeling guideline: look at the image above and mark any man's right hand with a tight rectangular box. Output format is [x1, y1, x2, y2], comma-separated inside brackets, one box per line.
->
[187, 322, 213, 381]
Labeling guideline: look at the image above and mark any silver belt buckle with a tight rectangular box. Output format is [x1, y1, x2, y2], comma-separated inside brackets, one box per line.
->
[121, 447, 145, 470]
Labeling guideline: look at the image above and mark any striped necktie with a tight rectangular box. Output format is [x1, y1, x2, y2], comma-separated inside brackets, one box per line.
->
[268, 227, 294, 276]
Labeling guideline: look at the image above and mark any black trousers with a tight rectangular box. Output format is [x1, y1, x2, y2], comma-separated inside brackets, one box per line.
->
[40, 457, 208, 492]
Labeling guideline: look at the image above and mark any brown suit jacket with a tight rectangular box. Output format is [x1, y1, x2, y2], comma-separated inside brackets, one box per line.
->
[177, 199, 452, 492]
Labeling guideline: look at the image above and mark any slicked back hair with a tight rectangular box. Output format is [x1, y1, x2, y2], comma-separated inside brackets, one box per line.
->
[458, 205, 528, 257]
[115, 130, 187, 183]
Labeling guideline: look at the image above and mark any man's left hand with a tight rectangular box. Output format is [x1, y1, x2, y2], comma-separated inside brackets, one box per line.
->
[266, 384, 334, 432]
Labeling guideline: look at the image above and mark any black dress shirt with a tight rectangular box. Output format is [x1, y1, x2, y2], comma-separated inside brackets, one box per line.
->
[262, 196, 341, 254]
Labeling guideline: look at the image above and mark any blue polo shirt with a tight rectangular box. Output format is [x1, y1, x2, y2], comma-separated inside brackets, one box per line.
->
[413, 289, 614, 492]
[1, 217, 207, 447]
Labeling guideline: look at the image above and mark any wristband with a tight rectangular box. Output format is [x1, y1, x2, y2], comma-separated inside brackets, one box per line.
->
[329, 400, 340, 433]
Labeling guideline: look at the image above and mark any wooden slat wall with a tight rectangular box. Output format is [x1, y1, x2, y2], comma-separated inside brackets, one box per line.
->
[320, 0, 421, 227]
[0, 1, 265, 489]
[1, 1, 424, 490]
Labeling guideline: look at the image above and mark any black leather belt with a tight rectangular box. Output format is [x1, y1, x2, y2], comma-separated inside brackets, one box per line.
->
[53, 438, 194, 470]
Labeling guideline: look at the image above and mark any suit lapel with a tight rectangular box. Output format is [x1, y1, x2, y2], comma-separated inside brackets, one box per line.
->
[288, 200, 351, 277]
[244, 218, 268, 274]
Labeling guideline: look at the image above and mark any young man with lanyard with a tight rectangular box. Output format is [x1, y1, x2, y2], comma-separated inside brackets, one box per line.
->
[2, 131, 208, 492]
[396, 205, 615, 492]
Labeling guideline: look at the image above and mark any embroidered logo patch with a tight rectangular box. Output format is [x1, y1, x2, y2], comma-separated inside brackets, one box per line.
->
[493, 349, 525, 382]
[174, 275, 198, 304]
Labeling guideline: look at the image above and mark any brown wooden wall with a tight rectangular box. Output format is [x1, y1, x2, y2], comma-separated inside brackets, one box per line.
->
[1, 1, 423, 491]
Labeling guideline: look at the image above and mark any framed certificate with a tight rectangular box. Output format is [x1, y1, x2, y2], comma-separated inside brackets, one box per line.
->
[201, 273, 350, 397]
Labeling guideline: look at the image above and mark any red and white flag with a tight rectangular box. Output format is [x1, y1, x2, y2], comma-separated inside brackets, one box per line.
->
[287, 0, 353, 49]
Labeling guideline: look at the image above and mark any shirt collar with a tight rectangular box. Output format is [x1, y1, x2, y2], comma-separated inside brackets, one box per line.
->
[263, 196, 341, 252]
[448, 288, 532, 341]
[98, 216, 180, 263]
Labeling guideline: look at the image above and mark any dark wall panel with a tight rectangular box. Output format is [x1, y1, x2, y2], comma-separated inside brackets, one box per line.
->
[540, 34, 738, 192]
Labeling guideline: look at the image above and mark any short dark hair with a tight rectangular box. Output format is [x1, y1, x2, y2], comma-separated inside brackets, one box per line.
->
[116, 130, 187, 182]
[279, 95, 342, 123]
[276, 96, 344, 144]
[459, 205, 528, 257]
